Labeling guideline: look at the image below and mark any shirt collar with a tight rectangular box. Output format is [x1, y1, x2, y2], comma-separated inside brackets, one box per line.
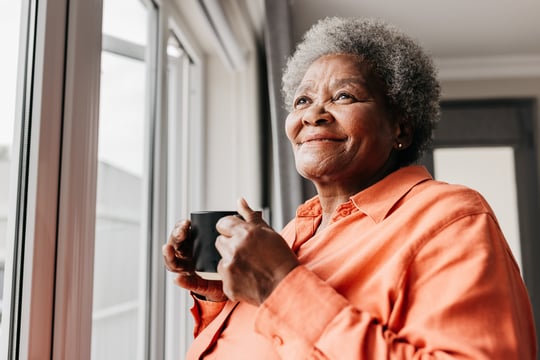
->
[296, 165, 432, 223]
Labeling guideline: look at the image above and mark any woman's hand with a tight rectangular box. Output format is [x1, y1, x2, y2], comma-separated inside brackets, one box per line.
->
[162, 219, 227, 302]
[215, 198, 300, 306]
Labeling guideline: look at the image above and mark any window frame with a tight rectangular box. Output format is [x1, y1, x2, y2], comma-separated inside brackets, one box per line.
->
[1, 0, 103, 358]
[0, 0, 211, 358]
[95, 1, 156, 358]
[51, 0, 103, 357]
[162, 4, 206, 359]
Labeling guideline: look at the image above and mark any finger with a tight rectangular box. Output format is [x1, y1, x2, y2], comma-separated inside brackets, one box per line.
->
[162, 243, 175, 259]
[215, 234, 234, 260]
[236, 197, 264, 225]
[162, 243, 193, 273]
[215, 214, 244, 236]
[175, 274, 228, 301]
[169, 220, 191, 248]
[162, 243, 179, 266]
[169, 220, 195, 260]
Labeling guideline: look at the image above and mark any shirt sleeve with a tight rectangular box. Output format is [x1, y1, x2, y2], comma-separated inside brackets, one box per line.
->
[254, 213, 536, 359]
[190, 293, 227, 337]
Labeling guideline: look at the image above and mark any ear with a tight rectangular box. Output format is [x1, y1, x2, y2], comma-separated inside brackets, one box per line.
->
[392, 120, 413, 150]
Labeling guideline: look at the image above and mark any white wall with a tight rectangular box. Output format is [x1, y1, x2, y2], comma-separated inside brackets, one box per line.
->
[173, 0, 264, 212]
[204, 54, 262, 211]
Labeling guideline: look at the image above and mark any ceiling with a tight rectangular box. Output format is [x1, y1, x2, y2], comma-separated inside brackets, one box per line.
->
[175, 0, 540, 79]
[288, 0, 540, 59]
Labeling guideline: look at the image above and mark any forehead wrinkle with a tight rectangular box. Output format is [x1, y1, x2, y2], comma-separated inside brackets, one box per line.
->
[330, 77, 369, 91]
[295, 76, 369, 97]
[294, 80, 315, 96]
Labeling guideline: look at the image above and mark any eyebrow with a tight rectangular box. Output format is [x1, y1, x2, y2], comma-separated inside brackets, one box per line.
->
[330, 77, 370, 90]
[295, 77, 370, 97]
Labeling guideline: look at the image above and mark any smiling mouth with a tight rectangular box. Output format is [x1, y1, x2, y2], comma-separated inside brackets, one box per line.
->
[299, 138, 345, 145]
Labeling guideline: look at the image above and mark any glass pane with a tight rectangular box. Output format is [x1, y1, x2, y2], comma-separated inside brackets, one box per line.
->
[96, 52, 145, 176]
[102, 0, 147, 46]
[434, 147, 522, 269]
[0, 0, 23, 332]
[92, 51, 148, 359]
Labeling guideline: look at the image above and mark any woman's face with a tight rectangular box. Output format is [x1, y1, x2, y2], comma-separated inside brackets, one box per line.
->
[285, 54, 398, 191]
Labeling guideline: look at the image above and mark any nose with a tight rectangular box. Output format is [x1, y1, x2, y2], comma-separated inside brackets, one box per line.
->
[302, 102, 333, 126]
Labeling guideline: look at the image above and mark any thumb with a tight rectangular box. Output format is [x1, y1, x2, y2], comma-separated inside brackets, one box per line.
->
[175, 274, 227, 302]
[237, 197, 265, 225]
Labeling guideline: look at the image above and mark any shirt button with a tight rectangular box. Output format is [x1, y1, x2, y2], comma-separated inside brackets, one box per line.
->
[272, 335, 283, 346]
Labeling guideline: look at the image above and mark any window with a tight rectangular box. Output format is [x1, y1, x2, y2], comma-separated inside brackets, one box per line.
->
[92, 1, 151, 357]
[0, 0, 88, 357]
[94, 1, 206, 358]
[0, 0, 259, 358]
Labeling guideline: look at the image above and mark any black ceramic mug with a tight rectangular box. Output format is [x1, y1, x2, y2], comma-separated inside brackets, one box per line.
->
[190, 211, 238, 280]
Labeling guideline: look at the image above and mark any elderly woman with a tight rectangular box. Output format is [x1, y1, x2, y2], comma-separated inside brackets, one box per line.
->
[163, 17, 537, 359]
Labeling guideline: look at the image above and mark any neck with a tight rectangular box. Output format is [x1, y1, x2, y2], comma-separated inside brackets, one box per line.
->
[314, 154, 400, 232]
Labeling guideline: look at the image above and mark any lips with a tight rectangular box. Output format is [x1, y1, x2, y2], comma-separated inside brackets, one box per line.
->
[297, 133, 346, 145]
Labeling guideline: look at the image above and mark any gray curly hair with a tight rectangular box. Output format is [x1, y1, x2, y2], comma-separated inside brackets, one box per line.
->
[282, 17, 441, 166]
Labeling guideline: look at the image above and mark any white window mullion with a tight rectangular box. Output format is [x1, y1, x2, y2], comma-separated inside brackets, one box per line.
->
[165, 40, 190, 360]
[52, 0, 103, 359]
[142, 2, 166, 359]
[165, 6, 206, 359]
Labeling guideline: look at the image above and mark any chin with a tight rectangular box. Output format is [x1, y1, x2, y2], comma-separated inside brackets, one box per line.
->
[297, 164, 340, 182]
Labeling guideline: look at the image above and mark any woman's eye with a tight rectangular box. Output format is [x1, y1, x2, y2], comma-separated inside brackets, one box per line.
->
[335, 92, 354, 101]
[294, 96, 309, 108]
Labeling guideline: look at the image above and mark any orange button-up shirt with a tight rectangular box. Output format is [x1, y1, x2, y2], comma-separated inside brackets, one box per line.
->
[187, 166, 536, 359]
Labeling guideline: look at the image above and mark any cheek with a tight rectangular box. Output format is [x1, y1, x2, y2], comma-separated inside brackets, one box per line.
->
[340, 108, 393, 141]
[284, 113, 300, 142]
[333, 109, 372, 138]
